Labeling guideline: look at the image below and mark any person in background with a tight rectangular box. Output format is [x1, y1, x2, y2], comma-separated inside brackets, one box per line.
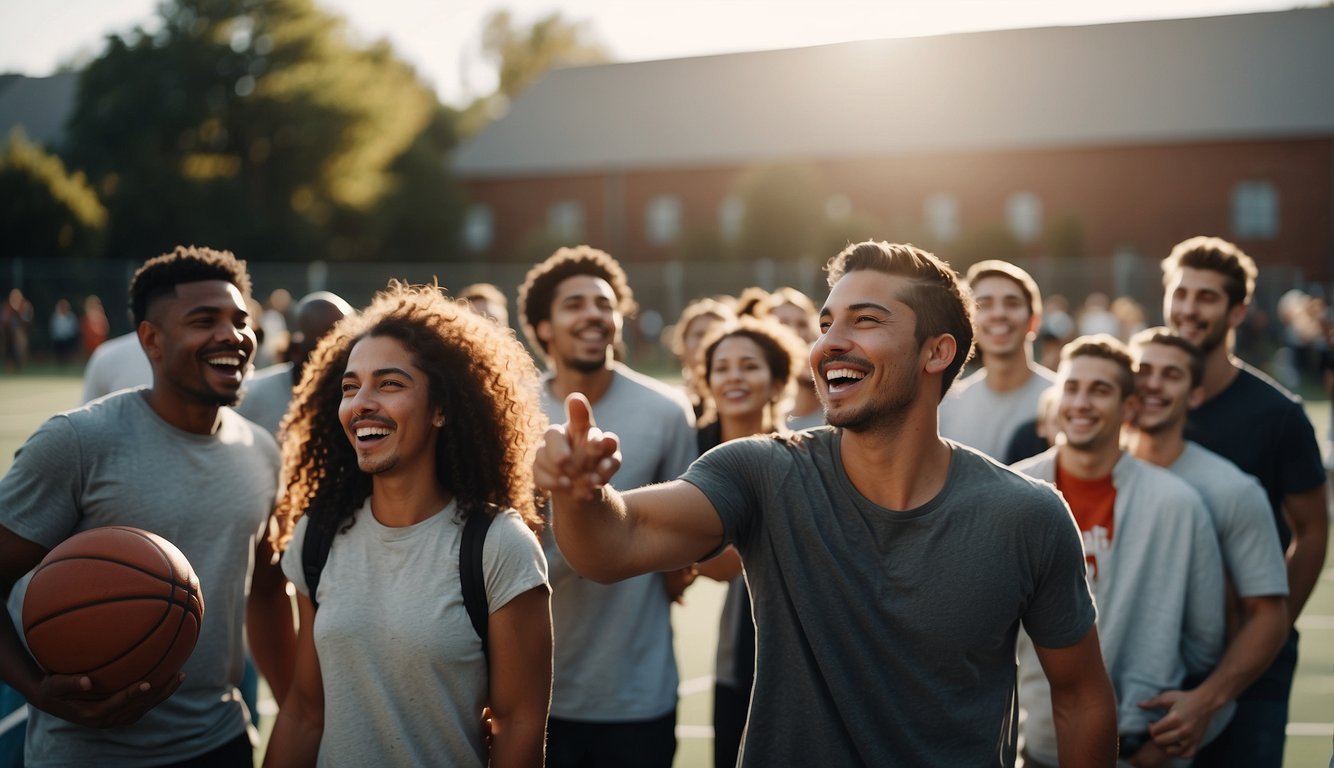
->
[939, 260, 1056, 459]
[518, 245, 696, 768]
[764, 287, 824, 430]
[1160, 236, 1327, 768]
[690, 316, 806, 768]
[459, 282, 510, 328]
[79, 295, 110, 358]
[669, 297, 736, 419]
[48, 299, 80, 367]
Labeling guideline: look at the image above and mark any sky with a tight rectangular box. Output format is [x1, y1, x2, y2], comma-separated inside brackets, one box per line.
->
[0, 0, 1301, 107]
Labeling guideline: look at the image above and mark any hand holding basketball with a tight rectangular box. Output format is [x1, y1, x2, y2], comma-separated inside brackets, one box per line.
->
[21, 526, 203, 727]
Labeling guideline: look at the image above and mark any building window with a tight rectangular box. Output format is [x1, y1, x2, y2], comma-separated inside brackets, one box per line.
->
[719, 196, 745, 241]
[462, 205, 493, 252]
[547, 200, 584, 241]
[923, 193, 960, 242]
[646, 195, 682, 245]
[1231, 181, 1278, 239]
[1006, 192, 1042, 243]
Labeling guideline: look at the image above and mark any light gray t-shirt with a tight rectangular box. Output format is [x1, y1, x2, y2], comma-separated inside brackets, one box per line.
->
[683, 430, 1095, 767]
[938, 365, 1056, 459]
[0, 390, 279, 767]
[80, 332, 152, 404]
[282, 500, 548, 767]
[235, 362, 295, 436]
[1169, 442, 1288, 599]
[540, 364, 696, 722]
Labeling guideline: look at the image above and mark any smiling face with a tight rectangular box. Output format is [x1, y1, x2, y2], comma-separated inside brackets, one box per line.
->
[1057, 354, 1131, 454]
[537, 274, 621, 374]
[970, 275, 1036, 360]
[146, 280, 255, 407]
[812, 270, 930, 432]
[708, 335, 782, 422]
[1132, 342, 1199, 435]
[1164, 266, 1244, 355]
[339, 335, 442, 478]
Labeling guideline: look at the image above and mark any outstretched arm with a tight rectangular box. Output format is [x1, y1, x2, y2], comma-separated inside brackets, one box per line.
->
[534, 393, 725, 583]
[1034, 627, 1118, 768]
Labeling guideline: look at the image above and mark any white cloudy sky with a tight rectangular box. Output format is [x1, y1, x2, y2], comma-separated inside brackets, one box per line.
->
[0, 0, 1300, 106]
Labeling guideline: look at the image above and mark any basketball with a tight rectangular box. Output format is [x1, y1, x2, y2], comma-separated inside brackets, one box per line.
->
[21, 526, 205, 694]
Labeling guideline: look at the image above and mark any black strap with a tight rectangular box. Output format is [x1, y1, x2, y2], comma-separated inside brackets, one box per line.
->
[300, 507, 495, 660]
[301, 516, 336, 611]
[460, 508, 495, 665]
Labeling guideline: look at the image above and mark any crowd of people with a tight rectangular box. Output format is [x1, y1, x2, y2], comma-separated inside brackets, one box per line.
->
[0, 234, 1329, 767]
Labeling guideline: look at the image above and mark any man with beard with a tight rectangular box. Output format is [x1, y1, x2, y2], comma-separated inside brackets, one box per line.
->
[1013, 335, 1225, 768]
[0, 246, 293, 766]
[939, 260, 1056, 459]
[517, 246, 695, 768]
[535, 241, 1117, 767]
[1159, 236, 1327, 768]
[1125, 327, 1289, 761]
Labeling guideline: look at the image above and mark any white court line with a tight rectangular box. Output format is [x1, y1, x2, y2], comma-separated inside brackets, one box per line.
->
[0, 704, 26, 738]
[677, 724, 714, 739]
[1289, 723, 1334, 737]
[679, 675, 714, 697]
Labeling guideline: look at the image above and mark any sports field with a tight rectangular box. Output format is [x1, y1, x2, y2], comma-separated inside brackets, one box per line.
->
[1, 372, 1331, 767]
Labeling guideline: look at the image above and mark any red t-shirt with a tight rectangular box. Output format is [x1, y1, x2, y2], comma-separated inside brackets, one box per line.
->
[1056, 465, 1116, 584]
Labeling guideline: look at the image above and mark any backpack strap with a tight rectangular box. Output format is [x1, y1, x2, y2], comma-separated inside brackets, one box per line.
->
[460, 507, 495, 665]
[301, 516, 336, 611]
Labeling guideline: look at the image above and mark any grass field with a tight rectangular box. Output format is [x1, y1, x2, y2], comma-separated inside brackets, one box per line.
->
[1, 372, 1331, 766]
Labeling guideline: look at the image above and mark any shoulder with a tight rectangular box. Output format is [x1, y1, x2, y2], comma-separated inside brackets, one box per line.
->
[1028, 365, 1058, 387]
[1232, 364, 1306, 411]
[611, 364, 693, 416]
[219, 408, 281, 455]
[1178, 442, 1267, 499]
[1011, 446, 1057, 479]
[1118, 454, 1208, 511]
[953, 445, 1064, 507]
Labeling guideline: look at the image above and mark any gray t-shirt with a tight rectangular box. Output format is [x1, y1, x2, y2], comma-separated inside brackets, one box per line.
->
[938, 365, 1056, 459]
[540, 364, 696, 721]
[683, 430, 1095, 766]
[80, 332, 152, 404]
[282, 501, 548, 767]
[0, 390, 279, 767]
[1170, 442, 1288, 599]
[235, 362, 295, 436]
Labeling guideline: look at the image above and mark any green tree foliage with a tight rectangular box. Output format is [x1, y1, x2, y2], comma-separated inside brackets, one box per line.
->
[734, 163, 825, 262]
[62, 0, 457, 262]
[0, 128, 106, 259]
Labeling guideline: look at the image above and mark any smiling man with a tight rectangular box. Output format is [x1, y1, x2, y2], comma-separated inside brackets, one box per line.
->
[939, 260, 1055, 459]
[0, 246, 293, 766]
[1159, 236, 1328, 768]
[535, 240, 1117, 767]
[1014, 334, 1226, 768]
[517, 246, 696, 768]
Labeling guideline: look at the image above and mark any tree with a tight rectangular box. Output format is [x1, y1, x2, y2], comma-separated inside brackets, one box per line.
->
[62, 0, 449, 262]
[0, 128, 106, 260]
[734, 163, 825, 262]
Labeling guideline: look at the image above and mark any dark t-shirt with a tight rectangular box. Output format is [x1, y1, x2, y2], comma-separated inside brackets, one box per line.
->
[1185, 364, 1325, 550]
[683, 429, 1095, 767]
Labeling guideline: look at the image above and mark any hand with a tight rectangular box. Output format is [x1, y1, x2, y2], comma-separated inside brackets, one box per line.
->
[662, 566, 698, 605]
[534, 394, 622, 502]
[1141, 688, 1214, 759]
[32, 671, 184, 729]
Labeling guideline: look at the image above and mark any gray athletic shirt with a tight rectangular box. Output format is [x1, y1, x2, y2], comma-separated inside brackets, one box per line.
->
[0, 389, 278, 767]
[540, 364, 696, 721]
[234, 362, 294, 436]
[938, 365, 1056, 459]
[282, 501, 548, 767]
[682, 429, 1095, 767]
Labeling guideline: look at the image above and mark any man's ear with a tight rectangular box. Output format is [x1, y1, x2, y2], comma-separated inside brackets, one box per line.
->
[923, 334, 957, 375]
[137, 320, 163, 363]
[1186, 384, 1205, 410]
[536, 319, 553, 349]
[1226, 301, 1248, 331]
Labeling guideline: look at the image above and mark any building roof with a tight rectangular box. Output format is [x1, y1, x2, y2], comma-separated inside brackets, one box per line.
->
[0, 72, 80, 148]
[453, 8, 1334, 178]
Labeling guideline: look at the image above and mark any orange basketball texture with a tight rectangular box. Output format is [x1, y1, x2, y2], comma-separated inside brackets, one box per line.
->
[21, 526, 205, 694]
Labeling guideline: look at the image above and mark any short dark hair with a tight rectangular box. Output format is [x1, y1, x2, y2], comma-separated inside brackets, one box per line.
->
[1161, 236, 1257, 308]
[1061, 334, 1135, 400]
[129, 245, 252, 326]
[825, 241, 974, 398]
[518, 245, 637, 355]
[964, 259, 1042, 318]
[1129, 326, 1205, 388]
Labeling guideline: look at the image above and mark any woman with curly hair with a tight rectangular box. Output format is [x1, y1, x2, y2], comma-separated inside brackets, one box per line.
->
[264, 282, 551, 768]
[690, 316, 807, 768]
